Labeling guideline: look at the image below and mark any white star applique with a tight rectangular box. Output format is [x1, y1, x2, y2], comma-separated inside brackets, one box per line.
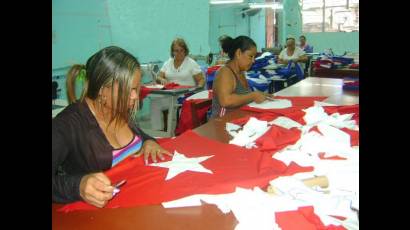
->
[149, 150, 214, 180]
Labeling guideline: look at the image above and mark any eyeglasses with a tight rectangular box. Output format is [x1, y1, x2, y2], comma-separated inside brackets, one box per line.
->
[173, 49, 185, 53]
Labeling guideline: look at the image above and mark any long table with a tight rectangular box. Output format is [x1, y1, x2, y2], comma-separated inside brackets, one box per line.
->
[52, 77, 358, 230]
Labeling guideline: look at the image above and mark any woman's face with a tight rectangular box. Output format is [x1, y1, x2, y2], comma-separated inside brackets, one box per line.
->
[172, 44, 186, 61]
[286, 39, 296, 50]
[236, 46, 257, 71]
[100, 69, 141, 111]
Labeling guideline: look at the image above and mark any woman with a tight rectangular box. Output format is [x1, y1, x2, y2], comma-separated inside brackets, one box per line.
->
[151, 38, 205, 131]
[299, 35, 313, 53]
[278, 37, 308, 70]
[210, 36, 270, 118]
[215, 34, 232, 65]
[52, 46, 171, 208]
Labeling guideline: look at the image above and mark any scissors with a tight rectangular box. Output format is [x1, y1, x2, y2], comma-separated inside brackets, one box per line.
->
[112, 179, 127, 196]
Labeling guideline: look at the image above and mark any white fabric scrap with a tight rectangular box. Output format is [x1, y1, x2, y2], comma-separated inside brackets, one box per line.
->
[268, 116, 303, 130]
[229, 117, 270, 148]
[248, 99, 292, 109]
[226, 122, 242, 137]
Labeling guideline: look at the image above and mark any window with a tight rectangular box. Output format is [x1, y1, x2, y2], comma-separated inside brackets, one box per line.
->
[301, 0, 359, 33]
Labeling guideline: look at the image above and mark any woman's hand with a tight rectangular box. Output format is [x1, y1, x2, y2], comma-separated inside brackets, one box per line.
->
[156, 74, 168, 85]
[135, 140, 173, 165]
[79, 172, 114, 208]
[252, 91, 267, 103]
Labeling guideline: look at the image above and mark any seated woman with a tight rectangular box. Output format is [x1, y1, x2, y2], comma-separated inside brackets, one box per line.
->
[150, 38, 205, 131]
[210, 35, 270, 118]
[215, 34, 232, 65]
[52, 46, 171, 208]
[299, 35, 313, 53]
[278, 37, 308, 71]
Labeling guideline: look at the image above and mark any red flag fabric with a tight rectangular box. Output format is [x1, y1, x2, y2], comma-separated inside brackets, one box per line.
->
[175, 90, 214, 135]
[323, 104, 359, 125]
[240, 96, 327, 124]
[59, 130, 313, 212]
[275, 206, 346, 230]
[139, 86, 159, 100]
[163, 82, 192, 90]
[255, 125, 302, 153]
[175, 99, 212, 135]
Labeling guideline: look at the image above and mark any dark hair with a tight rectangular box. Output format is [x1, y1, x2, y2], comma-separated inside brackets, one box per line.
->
[218, 35, 233, 53]
[225, 35, 257, 60]
[66, 46, 141, 126]
[286, 37, 296, 42]
[299, 35, 306, 40]
[170, 38, 189, 57]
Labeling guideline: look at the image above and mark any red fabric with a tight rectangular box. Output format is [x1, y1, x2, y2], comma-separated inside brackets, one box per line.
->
[230, 113, 282, 126]
[139, 86, 158, 100]
[318, 152, 347, 160]
[275, 206, 346, 230]
[175, 99, 212, 135]
[163, 82, 192, 90]
[59, 130, 313, 212]
[241, 96, 327, 124]
[349, 63, 359, 69]
[206, 65, 222, 75]
[309, 126, 358, 147]
[175, 90, 213, 135]
[255, 125, 301, 153]
[323, 105, 359, 125]
[156, 137, 174, 145]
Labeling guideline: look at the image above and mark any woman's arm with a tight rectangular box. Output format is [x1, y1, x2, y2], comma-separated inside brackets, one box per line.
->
[52, 119, 85, 203]
[214, 68, 266, 108]
[295, 54, 308, 63]
[53, 117, 114, 207]
[156, 71, 168, 85]
[193, 72, 205, 88]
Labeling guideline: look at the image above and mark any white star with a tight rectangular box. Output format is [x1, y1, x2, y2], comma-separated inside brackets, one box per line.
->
[149, 150, 214, 180]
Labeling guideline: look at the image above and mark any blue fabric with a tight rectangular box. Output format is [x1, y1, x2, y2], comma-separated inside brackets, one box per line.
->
[247, 79, 269, 92]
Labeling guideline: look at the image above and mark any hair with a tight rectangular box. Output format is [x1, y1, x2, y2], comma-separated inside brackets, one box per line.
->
[66, 46, 141, 127]
[66, 64, 85, 104]
[225, 35, 257, 60]
[218, 35, 233, 53]
[286, 37, 296, 42]
[170, 38, 189, 57]
[299, 35, 306, 40]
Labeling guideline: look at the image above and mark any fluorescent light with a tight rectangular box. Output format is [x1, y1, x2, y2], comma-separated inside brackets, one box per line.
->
[210, 0, 244, 5]
[249, 3, 283, 9]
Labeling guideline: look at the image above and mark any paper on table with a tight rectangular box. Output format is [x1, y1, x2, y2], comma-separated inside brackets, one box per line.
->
[268, 116, 303, 130]
[248, 99, 292, 109]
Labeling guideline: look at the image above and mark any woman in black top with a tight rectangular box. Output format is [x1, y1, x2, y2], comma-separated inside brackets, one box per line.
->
[52, 46, 171, 208]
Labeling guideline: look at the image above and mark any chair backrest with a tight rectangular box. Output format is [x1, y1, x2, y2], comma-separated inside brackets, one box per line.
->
[190, 99, 213, 128]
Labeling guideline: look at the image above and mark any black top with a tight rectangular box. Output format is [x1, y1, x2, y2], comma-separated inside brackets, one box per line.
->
[52, 101, 155, 203]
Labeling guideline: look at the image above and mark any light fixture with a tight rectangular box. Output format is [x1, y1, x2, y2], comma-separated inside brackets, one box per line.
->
[210, 0, 244, 5]
[249, 2, 283, 9]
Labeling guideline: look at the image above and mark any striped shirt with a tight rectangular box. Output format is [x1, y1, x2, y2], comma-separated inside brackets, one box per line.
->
[112, 135, 142, 167]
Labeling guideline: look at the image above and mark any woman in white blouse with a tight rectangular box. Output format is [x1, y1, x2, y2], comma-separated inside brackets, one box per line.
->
[278, 37, 308, 70]
[151, 38, 205, 131]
